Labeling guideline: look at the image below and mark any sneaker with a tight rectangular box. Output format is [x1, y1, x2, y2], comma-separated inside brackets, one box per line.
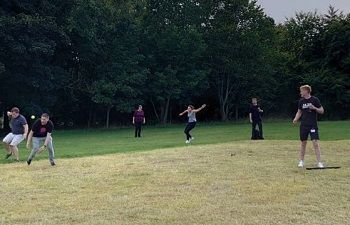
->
[298, 160, 304, 168]
[27, 159, 32, 166]
[50, 161, 56, 166]
[190, 137, 195, 141]
[5, 153, 12, 159]
[185, 140, 190, 144]
[317, 162, 325, 168]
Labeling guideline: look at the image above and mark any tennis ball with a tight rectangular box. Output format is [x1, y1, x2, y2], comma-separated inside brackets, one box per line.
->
[31, 115, 35, 120]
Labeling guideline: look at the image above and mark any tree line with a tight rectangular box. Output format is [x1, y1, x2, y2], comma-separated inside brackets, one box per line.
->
[0, 0, 349, 128]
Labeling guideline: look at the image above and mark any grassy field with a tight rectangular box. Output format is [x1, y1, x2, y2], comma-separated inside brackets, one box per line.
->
[0, 121, 349, 164]
[0, 121, 349, 225]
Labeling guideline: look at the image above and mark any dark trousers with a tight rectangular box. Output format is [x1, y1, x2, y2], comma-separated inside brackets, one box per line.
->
[135, 122, 142, 137]
[251, 121, 263, 140]
[184, 122, 196, 140]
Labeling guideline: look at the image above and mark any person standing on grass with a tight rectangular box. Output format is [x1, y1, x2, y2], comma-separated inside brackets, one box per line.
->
[2, 107, 28, 162]
[249, 98, 264, 140]
[132, 105, 145, 138]
[293, 85, 325, 168]
[26, 113, 55, 166]
[179, 104, 206, 144]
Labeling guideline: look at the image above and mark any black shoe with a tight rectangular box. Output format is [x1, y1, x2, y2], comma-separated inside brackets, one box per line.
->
[5, 153, 12, 159]
[50, 161, 56, 166]
[27, 159, 32, 165]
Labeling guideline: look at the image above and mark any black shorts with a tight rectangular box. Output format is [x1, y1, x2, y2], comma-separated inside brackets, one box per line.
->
[300, 126, 319, 141]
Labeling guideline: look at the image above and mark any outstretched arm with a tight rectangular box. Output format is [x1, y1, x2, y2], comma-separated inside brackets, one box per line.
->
[179, 110, 188, 116]
[192, 104, 206, 113]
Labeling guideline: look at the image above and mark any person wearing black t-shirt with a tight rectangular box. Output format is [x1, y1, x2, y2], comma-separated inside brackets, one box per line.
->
[293, 85, 325, 168]
[26, 113, 55, 166]
[249, 98, 264, 140]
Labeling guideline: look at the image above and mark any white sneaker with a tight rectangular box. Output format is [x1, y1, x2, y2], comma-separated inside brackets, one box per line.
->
[190, 137, 194, 141]
[317, 162, 325, 168]
[185, 140, 190, 144]
[298, 160, 304, 168]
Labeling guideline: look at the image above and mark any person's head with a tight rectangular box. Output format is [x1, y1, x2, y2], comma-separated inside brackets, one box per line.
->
[40, 113, 50, 125]
[187, 105, 194, 112]
[11, 107, 20, 118]
[300, 85, 312, 98]
[138, 105, 143, 111]
[251, 98, 258, 105]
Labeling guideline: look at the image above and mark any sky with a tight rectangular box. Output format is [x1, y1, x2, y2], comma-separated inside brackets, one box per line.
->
[256, 0, 350, 23]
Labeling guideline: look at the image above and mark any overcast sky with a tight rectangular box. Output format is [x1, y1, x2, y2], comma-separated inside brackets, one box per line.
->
[256, 0, 350, 23]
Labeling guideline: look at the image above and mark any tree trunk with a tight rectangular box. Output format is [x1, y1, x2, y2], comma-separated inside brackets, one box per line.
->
[106, 106, 111, 128]
[151, 100, 160, 123]
[87, 106, 93, 128]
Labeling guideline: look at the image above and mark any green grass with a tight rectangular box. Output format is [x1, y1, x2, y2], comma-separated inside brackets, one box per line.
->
[0, 121, 349, 164]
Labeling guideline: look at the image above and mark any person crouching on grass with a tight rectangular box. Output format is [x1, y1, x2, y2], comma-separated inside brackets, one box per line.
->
[179, 104, 206, 144]
[293, 85, 325, 168]
[26, 113, 56, 166]
[132, 105, 145, 138]
[3, 107, 28, 162]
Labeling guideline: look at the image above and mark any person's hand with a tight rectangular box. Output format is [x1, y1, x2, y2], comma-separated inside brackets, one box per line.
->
[308, 104, 317, 110]
[23, 134, 27, 140]
[202, 104, 207, 108]
[258, 107, 263, 113]
[293, 119, 298, 124]
[250, 119, 253, 124]
[143, 121, 146, 124]
[179, 113, 183, 116]
[38, 146, 47, 154]
[132, 121, 135, 124]
[26, 142, 31, 150]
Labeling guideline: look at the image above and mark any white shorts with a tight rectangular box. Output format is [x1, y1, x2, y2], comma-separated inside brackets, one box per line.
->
[3, 133, 25, 146]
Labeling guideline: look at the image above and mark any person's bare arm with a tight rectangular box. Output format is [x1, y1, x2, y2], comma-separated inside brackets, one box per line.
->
[43, 133, 52, 147]
[249, 113, 253, 123]
[293, 109, 302, 124]
[26, 130, 33, 149]
[179, 110, 188, 116]
[23, 124, 29, 139]
[143, 117, 146, 124]
[192, 104, 207, 113]
[132, 117, 135, 124]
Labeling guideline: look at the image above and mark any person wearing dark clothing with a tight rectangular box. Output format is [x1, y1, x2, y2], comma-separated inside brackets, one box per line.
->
[133, 105, 145, 138]
[249, 98, 264, 140]
[293, 85, 325, 168]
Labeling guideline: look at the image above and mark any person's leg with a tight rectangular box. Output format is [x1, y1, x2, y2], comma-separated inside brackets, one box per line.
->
[310, 128, 322, 164]
[258, 121, 264, 139]
[27, 137, 41, 162]
[137, 122, 142, 137]
[251, 122, 256, 139]
[3, 133, 14, 156]
[299, 141, 307, 161]
[47, 137, 55, 165]
[187, 122, 196, 140]
[9, 135, 24, 161]
[184, 123, 192, 140]
[312, 140, 322, 163]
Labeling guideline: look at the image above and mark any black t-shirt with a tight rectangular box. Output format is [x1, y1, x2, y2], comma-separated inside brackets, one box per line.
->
[31, 119, 54, 137]
[249, 105, 262, 122]
[298, 96, 322, 127]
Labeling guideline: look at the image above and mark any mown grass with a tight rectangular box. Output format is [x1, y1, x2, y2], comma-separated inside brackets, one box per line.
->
[0, 121, 349, 164]
[0, 140, 349, 225]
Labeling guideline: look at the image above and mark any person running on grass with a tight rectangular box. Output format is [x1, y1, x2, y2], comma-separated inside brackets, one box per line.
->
[293, 85, 325, 168]
[26, 113, 56, 166]
[2, 107, 28, 162]
[249, 97, 264, 140]
[179, 104, 206, 144]
[132, 105, 145, 138]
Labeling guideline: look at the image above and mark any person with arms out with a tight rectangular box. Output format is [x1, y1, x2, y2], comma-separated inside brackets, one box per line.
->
[132, 105, 145, 138]
[249, 98, 264, 140]
[26, 113, 55, 166]
[179, 104, 206, 144]
[3, 107, 28, 162]
[293, 85, 325, 168]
